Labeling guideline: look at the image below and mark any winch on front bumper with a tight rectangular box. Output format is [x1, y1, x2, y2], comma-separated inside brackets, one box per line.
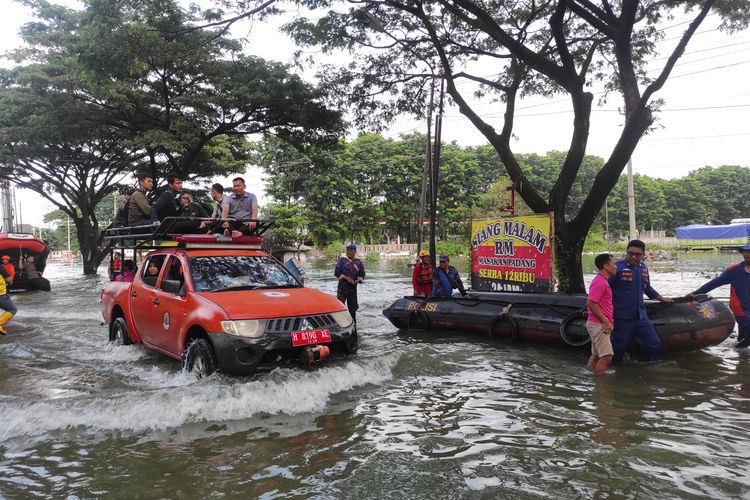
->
[209, 317, 358, 375]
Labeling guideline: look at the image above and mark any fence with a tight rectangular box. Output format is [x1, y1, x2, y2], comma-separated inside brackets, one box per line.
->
[356, 243, 417, 254]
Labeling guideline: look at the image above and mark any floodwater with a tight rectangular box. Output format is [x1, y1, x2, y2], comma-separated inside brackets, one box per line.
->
[0, 252, 749, 498]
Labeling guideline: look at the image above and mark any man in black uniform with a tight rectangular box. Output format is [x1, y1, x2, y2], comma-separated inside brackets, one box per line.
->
[334, 244, 365, 323]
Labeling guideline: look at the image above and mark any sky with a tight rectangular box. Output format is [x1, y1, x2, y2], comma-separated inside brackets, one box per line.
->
[1, 2, 749, 226]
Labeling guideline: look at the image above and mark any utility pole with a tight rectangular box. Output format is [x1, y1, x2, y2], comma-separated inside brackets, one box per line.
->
[627, 157, 637, 240]
[428, 79, 445, 268]
[416, 81, 435, 260]
[0, 180, 14, 233]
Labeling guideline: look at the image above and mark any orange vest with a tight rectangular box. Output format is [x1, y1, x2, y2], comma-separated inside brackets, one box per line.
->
[414, 262, 433, 285]
[3, 263, 15, 282]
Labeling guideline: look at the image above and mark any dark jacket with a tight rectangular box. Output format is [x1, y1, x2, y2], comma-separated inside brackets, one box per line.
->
[113, 201, 128, 228]
[180, 202, 209, 219]
[150, 189, 181, 223]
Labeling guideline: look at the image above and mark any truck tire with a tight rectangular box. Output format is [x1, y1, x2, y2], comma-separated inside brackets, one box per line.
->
[109, 317, 132, 346]
[183, 338, 217, 378]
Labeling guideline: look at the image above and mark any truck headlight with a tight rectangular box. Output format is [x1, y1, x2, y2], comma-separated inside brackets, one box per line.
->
[331, 310, 353, 328]
[221, 319, 267, 338]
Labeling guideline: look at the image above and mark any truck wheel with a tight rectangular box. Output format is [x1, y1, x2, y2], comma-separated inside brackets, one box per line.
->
[183, 339, 217, 378]
[109, 317, 132, 346]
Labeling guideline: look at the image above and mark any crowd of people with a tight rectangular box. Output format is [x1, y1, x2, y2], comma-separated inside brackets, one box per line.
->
[113, 173, 259, 239]
[108, 173, 260, 283]
[585, 239, 750, 373]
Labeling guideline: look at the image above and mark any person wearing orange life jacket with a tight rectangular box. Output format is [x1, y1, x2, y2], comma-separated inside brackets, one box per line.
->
[412, 250, 433, 297]
[1, 255, 15, 285]
[0, 264, 17, 334]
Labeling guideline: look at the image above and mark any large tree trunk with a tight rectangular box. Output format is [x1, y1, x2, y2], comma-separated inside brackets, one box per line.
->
[554, 232, 586, 294]
[74, 217, 105, 275]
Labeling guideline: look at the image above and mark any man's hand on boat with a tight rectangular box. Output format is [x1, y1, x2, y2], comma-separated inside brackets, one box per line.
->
[657, 295, 673, 304]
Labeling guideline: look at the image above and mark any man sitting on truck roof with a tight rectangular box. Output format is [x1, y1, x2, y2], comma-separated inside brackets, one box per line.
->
[150, 174, 183, 225]
[222, 177, 258, 238]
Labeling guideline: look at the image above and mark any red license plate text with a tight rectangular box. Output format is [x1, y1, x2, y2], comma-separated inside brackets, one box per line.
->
[291, 329, 332, 347]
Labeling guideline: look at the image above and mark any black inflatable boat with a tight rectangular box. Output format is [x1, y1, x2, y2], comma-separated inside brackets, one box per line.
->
[382, 292, 734, 353]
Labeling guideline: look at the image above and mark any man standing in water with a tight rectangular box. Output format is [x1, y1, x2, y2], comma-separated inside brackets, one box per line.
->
[334, 244, 365, 323]
[0, 264, 17, 334]
[692, 243, 750, 348]
[609, 240, 672, 363]
[586, 253, 616, 374]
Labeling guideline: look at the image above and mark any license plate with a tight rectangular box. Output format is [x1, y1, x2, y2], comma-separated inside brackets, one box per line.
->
[291, 329, 331, 347]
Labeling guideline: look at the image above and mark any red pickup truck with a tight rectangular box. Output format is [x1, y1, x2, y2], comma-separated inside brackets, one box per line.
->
[101, 237, 357, 376]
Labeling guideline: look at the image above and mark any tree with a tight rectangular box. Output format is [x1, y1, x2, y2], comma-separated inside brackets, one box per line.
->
[0, 0, 343, 274]
[279, 0, 749, 291]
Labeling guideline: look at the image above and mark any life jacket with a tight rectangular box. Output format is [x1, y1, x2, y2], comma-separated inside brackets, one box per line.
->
[3, 263, 15, 281]
[0, 274, 6, 295]
[111, 259, 122, 273]
[415, 262, 433, 285]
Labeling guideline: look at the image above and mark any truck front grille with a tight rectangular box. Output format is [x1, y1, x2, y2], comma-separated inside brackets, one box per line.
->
[265, 314, 336, 334]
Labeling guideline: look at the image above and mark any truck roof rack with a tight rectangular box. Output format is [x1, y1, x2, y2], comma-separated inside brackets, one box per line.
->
[103, 217, 274, 250]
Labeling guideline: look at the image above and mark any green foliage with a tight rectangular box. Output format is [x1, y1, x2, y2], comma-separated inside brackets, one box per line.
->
[364, 252, 379, 265]
[274, 0, 750, 292]
[582, 231, 606, 253]
[0, 0, 342, 274]
[436, 240, 469, 258]
[261, 203, 307, 248]
[321, 242, 344, 260]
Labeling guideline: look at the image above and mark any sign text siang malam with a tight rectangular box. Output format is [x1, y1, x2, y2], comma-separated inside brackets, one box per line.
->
[471, 220, 548, 253]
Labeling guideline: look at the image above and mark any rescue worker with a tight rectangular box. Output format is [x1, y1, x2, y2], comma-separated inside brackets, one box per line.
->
[692, 242, 750, 348]
[0, 263, 17, 334]
[609, 240, 672, 363]
[334, 244, 365, 322]
[432, 255, 468, 297]
[128, 173, 154, 227]
[412, 250, 433, 296]
[1, 255, 15, 285]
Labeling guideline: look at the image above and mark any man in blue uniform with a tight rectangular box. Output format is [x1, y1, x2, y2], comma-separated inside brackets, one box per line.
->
[693, 243, 750, 348]
[609, 240, 672, 363]
[432, 255, 468, 297]
[334, 244, 365, 323]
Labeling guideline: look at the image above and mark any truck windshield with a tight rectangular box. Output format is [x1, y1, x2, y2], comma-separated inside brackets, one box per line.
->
[189, 256, 301, 292]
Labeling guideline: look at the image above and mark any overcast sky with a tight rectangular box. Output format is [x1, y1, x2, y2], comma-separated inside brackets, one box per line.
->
[2, 2, 749, 226]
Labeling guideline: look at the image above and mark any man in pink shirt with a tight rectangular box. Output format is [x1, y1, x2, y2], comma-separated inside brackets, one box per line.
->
[587, 253, 617, 374]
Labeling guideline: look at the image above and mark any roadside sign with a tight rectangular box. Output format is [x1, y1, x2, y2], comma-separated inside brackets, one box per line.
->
[470, 214, 553, 292]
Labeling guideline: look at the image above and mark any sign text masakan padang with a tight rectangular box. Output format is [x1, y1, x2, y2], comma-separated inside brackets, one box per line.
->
[470, 214, 553, 292]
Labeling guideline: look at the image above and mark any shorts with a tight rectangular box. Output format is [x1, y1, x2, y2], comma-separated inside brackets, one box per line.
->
[587, 321, 613, 357]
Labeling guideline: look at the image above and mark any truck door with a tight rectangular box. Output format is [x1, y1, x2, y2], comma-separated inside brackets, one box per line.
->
[148, 256, 188, 355]
[130, 254, 168, 349]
